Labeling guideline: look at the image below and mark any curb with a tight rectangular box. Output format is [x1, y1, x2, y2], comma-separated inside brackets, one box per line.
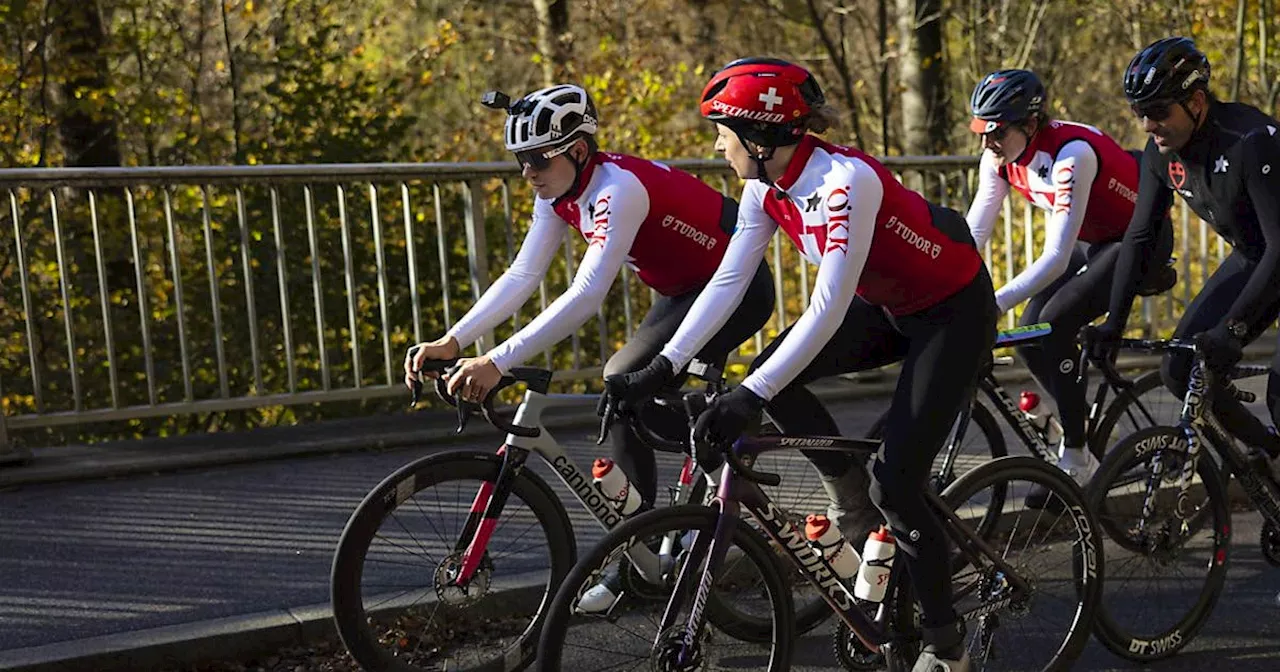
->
[0, 580, 552, 672]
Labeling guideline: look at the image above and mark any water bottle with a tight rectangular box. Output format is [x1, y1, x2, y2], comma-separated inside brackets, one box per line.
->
[804, 514, 861, 580]
[592, 458, 642, 515]
[1019, 391, 1064, 446]
[854, 525, 896, 603]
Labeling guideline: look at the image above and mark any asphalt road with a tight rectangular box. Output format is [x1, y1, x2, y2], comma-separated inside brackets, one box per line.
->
[2, 376, 1279, 671]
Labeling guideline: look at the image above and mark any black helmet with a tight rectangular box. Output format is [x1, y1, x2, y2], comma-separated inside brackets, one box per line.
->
[1123, 37, 1210, 104]
[968, 69, 1046, 134]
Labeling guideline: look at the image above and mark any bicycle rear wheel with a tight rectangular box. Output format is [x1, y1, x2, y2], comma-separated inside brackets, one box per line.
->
[932, 456, 1103, 671]
[535, 504, 793, 671]
[868, 399, 1006, 492]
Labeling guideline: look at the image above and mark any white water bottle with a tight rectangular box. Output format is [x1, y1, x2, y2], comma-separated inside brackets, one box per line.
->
[804, 514, 861, 580]
[854, 525, 896, 603]
[1019, 391, 1064, 446]
[592, 458, 642, 515]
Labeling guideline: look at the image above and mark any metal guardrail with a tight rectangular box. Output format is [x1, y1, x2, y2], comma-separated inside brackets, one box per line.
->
[0, 157, 1224, 458]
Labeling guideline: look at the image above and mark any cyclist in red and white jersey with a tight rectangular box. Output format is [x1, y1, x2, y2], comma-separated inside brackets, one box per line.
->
[610, 58, 997, 672]
[404, 83, 774, 529]
[965, 69, 1173, 506]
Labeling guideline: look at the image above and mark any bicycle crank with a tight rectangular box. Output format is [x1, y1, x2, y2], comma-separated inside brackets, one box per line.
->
[833, 614, 885, 671]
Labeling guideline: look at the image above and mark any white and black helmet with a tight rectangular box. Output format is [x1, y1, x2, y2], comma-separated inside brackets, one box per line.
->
[503, 84, 599, 152]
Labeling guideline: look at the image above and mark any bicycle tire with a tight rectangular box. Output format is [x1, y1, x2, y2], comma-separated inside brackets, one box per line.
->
[534, 504, 794, 671]
[932, 456, 1104, 670]
[1085, 425, 1230, 662]
[870, 399, 1008, 544]
[331, 450, 574, 672]
[1091, 370, 1178, 458]
[868, 400, 1007, 488]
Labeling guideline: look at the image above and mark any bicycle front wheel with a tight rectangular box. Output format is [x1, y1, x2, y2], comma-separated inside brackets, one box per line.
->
[1085, 425, 1230, 662]
[1092, 370, 1185, 457]
[932, 456, 1103, 671]
[331, 451, 574, 672]
[535, 504, 793, 672]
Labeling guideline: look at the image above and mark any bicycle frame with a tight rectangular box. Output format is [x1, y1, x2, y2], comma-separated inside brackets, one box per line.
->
[1133, 347, 1280, 533]
[945, 340, 1161, 474]
[657, 434, 1034, 665]
[450, 387, 695, 585]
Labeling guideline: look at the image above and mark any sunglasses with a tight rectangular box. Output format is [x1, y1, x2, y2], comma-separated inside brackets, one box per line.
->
[1130, 99, 1177, 122]
[514, 142, 574, 171]
[983, 124, 1014, 142]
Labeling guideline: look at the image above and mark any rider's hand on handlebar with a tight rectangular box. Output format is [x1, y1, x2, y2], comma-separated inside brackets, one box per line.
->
[1082, 324, 1121, 365]
[692, 386, 764, 449]
[605, 355, 677, 414]
[404, 336, 461, 389]
[446, 356, 504, 404]
[1195, 325, 1244, 377]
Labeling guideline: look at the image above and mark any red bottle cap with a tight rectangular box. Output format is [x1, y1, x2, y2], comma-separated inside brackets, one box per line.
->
[591, 458, 615, 479]
[1019, 390, 1040, 412]
[869, 524, 895, 543]
[804, 514, 832, 541]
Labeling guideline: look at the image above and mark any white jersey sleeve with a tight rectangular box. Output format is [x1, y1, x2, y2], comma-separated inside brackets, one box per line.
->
[965, 150, 1008, 251]
[740, 162, 880, 401]
[487, 179, 650, 373]
[994, 140, 1099, 313]
[659, 181, 774, 370]
[446, 197, 564, 349]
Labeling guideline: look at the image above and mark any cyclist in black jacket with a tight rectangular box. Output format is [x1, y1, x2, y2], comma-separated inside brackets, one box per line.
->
[1092, 36, 1280, 472]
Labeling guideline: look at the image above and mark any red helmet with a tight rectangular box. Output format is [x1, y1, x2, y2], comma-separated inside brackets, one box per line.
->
[700, 57, 826, 148]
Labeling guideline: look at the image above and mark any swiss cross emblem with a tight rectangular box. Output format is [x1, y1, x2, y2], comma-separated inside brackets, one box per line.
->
[1168, 161, 1187, 189]
[758, 87, 784, 111]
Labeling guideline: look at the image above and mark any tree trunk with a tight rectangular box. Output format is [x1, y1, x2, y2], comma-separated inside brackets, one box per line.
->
[802, 0, 864, 147]
[1232, 0, 1247, 100]
[896, 0, 948, 155]
[687, 0, 719, 74]
[48, 0, 120, 167]
[531, 0, 571, 86]
[879, 0, 891, 154]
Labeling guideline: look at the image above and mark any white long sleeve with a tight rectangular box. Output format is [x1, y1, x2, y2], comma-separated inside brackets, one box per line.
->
[658, 186, 775, 370]
[965, 151, 1009, 250]
[994, 140, 1099, 313]
[738, 164, 881, 401]
[486, 181, 649, 373]
[446, 197, 564, 349]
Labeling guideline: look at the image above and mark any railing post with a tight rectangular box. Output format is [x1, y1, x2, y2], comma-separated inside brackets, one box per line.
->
[462, 179, 494, 353]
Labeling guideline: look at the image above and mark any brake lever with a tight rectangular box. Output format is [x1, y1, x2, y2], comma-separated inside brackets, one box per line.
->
[455, 398, 480, 434]
[597, 394, 616, 446]
[410, 377, 423, 408]
[597, 377, 626, 446]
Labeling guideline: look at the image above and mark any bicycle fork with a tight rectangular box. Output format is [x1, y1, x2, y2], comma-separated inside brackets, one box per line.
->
[452, 445, 528, 585]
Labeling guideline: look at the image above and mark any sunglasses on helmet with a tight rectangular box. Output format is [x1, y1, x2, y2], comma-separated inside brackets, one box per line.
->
[1130, 99, 1177, 122]
[514, 142, 575, 171]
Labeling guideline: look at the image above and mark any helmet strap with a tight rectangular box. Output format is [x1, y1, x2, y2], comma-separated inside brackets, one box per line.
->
[1180, 97, 1206, 131]
[1010, 116, 1038, 164]
[553, 138, 593, 203]
[739, 132, 783, 193]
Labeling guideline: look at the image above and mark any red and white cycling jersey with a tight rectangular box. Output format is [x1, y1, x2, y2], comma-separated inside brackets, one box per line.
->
[550, 152, 730, 296]
[448, 152, 731, 372]
[661, 135, 982, 400]
[967, 120, 1140, 312]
